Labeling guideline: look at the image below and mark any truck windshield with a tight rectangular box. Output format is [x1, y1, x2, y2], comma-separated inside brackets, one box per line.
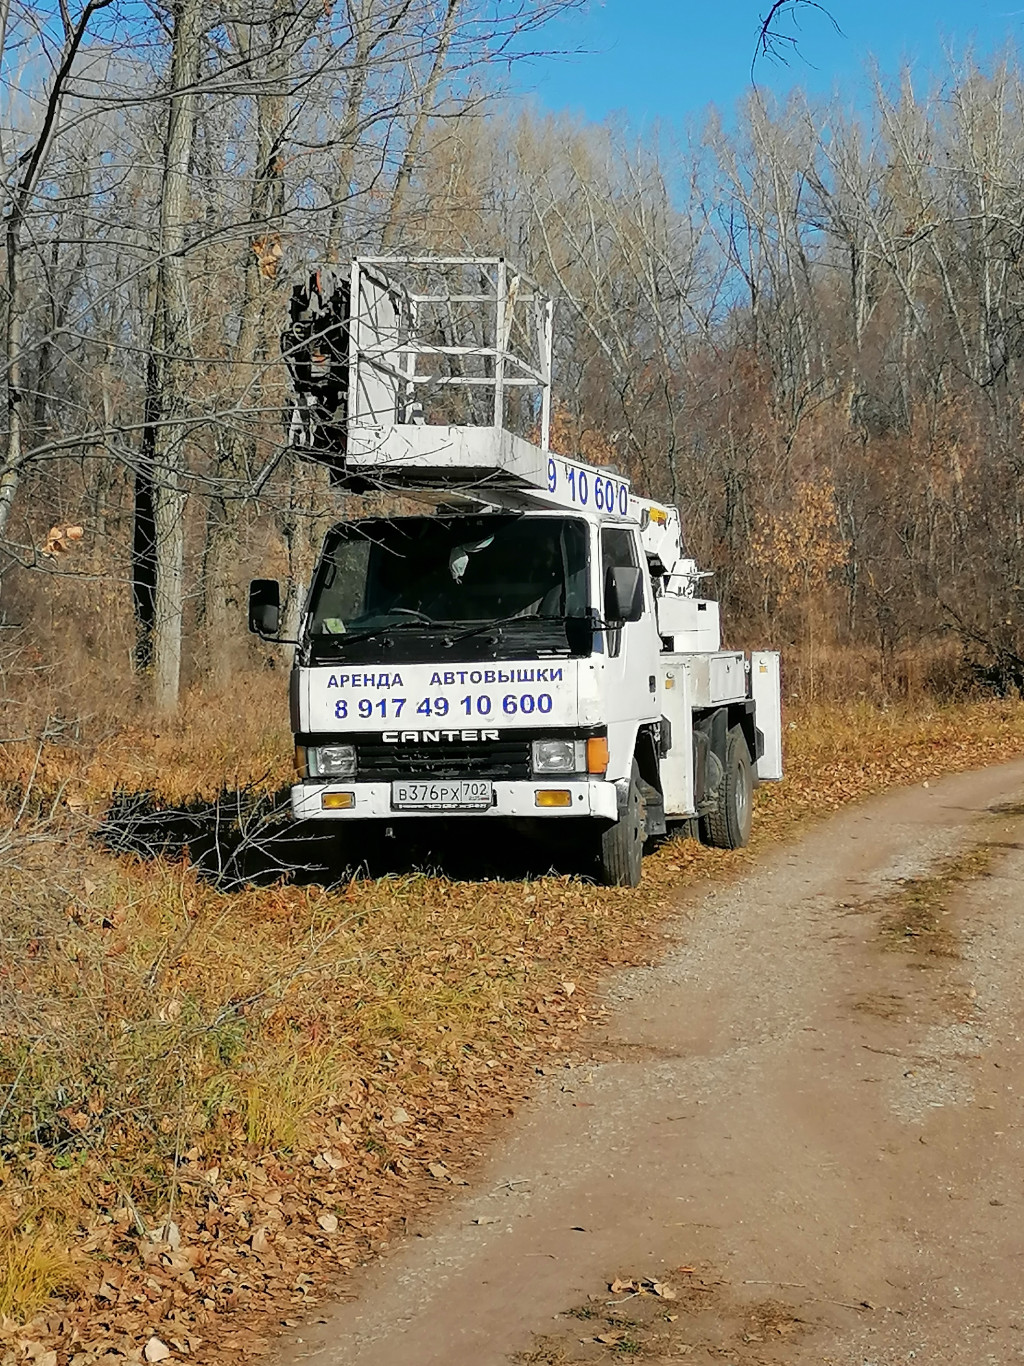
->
[307, 515, 588, 637]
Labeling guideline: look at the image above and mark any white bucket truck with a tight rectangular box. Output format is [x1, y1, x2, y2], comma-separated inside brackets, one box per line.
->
[249, 258, 782, 886]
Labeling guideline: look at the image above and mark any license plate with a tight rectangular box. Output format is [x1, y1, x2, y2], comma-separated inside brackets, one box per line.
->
[391, 780, 493, 811]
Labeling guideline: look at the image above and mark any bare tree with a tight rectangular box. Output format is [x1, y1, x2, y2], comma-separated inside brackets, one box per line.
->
[1, 0, 113, 542]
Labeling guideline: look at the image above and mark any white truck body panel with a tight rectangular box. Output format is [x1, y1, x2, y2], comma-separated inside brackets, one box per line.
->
[345, 423, 637, 522]
[751, 650, 784, 781]
[658, 661, 695, 817]
[301, 659, 581, 734]
[684, 652, 748, 708]
[295, 643, 761, 822]
[656, 596, 720, 652]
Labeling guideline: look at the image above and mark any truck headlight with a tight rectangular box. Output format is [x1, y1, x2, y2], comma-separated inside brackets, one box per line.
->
[532, 739, 585, 775]
[309, 743, 357, 778]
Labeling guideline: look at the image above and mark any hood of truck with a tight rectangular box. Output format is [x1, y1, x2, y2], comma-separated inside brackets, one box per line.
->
[298, 659, 588, 733]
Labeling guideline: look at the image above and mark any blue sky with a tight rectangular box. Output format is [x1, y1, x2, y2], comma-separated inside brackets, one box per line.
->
[509, 0, 1024, 126]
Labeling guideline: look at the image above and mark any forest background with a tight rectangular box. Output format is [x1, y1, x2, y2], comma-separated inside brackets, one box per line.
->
[4, 0, 1024, 720]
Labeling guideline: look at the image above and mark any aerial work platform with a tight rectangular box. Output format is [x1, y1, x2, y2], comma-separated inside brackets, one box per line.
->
[284, 257, 552, 487]
[281, 254, 697, 589]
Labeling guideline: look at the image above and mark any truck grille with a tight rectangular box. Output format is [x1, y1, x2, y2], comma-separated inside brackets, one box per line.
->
[354, 738, 532, 781]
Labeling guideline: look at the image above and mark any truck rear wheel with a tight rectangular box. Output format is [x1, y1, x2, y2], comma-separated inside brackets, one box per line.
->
[597, 760, 646, 887]
[700, 726, 753, 850]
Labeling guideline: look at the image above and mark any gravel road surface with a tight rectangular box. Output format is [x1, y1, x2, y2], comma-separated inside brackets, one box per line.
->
[275, 759, 1024, 1366]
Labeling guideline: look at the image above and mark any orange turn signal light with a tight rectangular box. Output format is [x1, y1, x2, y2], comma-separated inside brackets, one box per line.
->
[535, 789, 572, 808]
[586, 736, 610, 775]
[322, 792, 355, 810]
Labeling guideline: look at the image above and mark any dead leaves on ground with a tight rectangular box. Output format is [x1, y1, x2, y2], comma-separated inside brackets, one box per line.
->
[531, 1275, 802, 1363]
[4, 1154, 357, 1363]
[608, 1276, 677, 1299]
[5, 699, 1024, 1366]
[0, 880, 606, 1366]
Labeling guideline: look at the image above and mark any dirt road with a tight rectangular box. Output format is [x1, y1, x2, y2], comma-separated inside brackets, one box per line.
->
[274, 760, 1024, 1366]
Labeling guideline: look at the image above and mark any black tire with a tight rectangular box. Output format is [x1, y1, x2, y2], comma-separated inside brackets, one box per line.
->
[700, 726, 753, 850]
[597, 760, 646, 887]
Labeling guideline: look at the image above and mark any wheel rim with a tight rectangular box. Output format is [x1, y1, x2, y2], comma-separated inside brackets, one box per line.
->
[735, 761, 751, 833]
[628, 788, 644, 881]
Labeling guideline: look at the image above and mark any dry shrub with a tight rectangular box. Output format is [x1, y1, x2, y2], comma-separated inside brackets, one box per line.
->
[0, 563, 138, 736]
[756, 640, 975, 706]
[79, 673, 292, 805]
[0, 672, 292, 813]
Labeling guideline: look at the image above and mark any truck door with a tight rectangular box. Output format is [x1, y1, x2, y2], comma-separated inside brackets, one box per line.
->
[599, 526, 659, 780]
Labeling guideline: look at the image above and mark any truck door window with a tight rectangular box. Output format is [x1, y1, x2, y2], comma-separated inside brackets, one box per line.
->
[601, 527, 640, 657]
[308, 539, 371, 633]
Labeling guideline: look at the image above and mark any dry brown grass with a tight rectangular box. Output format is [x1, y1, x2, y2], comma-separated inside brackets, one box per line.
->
[735, 641, 972, 706]
[1, 692, 1024, 1363]
[0, 1232, 76, 1323]
[0, 674, 291, 812]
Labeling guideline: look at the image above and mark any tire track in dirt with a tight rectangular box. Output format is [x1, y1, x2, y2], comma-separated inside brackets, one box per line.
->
[272, 759, 1024, 1366]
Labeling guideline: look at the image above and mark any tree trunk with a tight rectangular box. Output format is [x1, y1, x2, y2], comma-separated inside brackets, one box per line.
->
[140, 0, 202, 712]
[1, 229, 25, 543]
[324, 0, 415, 261]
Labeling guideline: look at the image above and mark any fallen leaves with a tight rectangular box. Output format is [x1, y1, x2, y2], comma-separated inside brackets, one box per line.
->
[42, 524, 84, 557]
[608, 1276, 677, 1300]
[311, 1150, 346, 1171]
[17, 1346, 57, 1366]
[4, 697, 1024, 1366]
[425, 1161, 468, 1186]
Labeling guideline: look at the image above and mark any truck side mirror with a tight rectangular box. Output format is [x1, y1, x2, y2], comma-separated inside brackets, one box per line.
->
[604, 565, 644, 624]
[249, 578, 281, 637]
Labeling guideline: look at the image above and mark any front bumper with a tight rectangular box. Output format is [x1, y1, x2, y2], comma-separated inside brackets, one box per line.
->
[291, 778, 619, 821]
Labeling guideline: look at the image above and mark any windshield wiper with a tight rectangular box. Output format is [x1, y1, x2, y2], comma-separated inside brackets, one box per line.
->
[314, 619, 453, 646]
[447, 612, 588, 645]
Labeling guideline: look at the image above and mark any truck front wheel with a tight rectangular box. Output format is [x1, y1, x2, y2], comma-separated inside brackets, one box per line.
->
[700, 725, 753, 850]
[597, 761, 646, 887]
